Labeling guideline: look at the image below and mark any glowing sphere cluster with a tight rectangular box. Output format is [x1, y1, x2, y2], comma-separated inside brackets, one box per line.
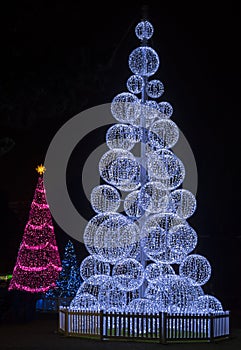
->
[69, 19, 224, 317]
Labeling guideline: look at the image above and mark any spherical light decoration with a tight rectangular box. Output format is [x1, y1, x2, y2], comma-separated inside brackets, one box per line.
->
[84, 213, 112, 257]
[145, 263, 175, 283]
[125, 298, 159, 314]
[141, 213, 186, 263]
[135, 20, 154, 40]
[148, 119, 179, 149]
[98, 276, 127, 311]
[90, 185, 121, 214]
[94, 213, 140, 264]
[179, 254, 212, 286]
[111, 92, 141, 124]
[191, 295, 224, 314]
[142, 100, 162, 120]
[78, 275, 112, 299]
[146, 80, 164, 99]
[129, 46, 159, 77]
[106, 124, 138, 151]
[138, 181, 169, 213]
[169, 189, 197, 219]
[127, 74, 144, 94]
[161, 275, 203, 313]
[79, 256, 110, 281]
[124, 190, 144, 218]
[99, 149, 140, 189]
[70, 292, 100, 311]
[168, 224, 198, 254]
[147, 149, 185, 190]
[112, 258, 145, 291]
[158, 101, 173, 119]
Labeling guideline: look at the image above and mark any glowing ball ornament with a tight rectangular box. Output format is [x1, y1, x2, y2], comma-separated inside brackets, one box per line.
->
[127, 74, 144, 94]
[90, 185, 121, 213]
[111, 92, 141, 124]
[98, 277, 127, 311]
[106, 123, 138, 151]
[77, 274, 112, 299]
[147, 149, 185, 190]
[168, 224, 198, 254]
[129, 47, 159, 77]
[145, 263, 175, 283]
[158, 101, 173, 119]
[179, 254, 212, 286]
[94, 213, 139, 264]
[70, 293, 100, 311]
[125, 298, 159, 314]
[169, 189, 197, 219]
[142, 100, 161, 120]
[124, 190, 144, 218]
[135, 20, 154, 40]
[138, 181, 169, 213]
[99, 149, 141, 190]
[191, 295, 223, 314]
[146, 80, 164, 98]
[113, 258, 145, 291]
[79, 256, 110, 281]
[148, 119, 179, 149]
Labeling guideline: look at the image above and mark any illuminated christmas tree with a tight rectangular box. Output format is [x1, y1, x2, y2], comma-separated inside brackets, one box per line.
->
[46, 240, 81, 298]
[70, 20, 225, 316]
[8, 165, 62, 293]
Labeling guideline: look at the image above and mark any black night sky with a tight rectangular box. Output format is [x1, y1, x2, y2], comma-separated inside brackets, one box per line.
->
[0, 0, 240, 316]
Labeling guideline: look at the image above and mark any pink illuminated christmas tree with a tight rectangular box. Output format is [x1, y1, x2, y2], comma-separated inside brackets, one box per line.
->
[8, 165, 62, 293]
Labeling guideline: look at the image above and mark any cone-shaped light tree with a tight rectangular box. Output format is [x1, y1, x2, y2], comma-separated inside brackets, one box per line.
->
[70, 20, 225, 315]
[8, 165, 62, 293]
[46, 240, 81, 298]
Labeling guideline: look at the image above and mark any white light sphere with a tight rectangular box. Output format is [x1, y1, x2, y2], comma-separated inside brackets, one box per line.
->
[147, 149, 185, 190]
[192, 295, 223, 314]
[142, 100, 162, 120]
[70, 293, 100, 311]
[138, 181, 169, 213]
[146, 80, 164, 99]
[84, 213, 112, 257]
[129, 46, 159, 77]
[124, 190, 144, 218]
[148, 119, 179, 149]
[127, 74, 144, 94]
[179, 254, 212, 286]
[169, 189, 197, 219]
[111, 92, 141, 123]
[158, 101, 173, 119]
[135, 20, 154, 40]
[168, 224, 198, 254]
[94, 213, 139, 264]
[77, 275, 112, 299]
[112, 258, 145, 291]
[90, 185, 121, 213]
[145, 263, 175, 283]
[125, 298, 159, 314]
[99, 149, 140, 189]
[79, 256, 110, 281]
[106, 123, 138, 151]
[98, 277, 127, 311]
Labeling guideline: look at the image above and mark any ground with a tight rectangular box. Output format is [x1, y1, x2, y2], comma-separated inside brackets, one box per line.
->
[0, 312, 240, 350]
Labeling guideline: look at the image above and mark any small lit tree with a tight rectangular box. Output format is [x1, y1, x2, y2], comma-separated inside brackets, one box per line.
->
[46, 240, 81, 298]
[8, 165, 62, 293]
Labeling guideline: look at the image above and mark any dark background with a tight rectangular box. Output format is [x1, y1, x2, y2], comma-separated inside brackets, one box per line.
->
[0, 0, 240, 317]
